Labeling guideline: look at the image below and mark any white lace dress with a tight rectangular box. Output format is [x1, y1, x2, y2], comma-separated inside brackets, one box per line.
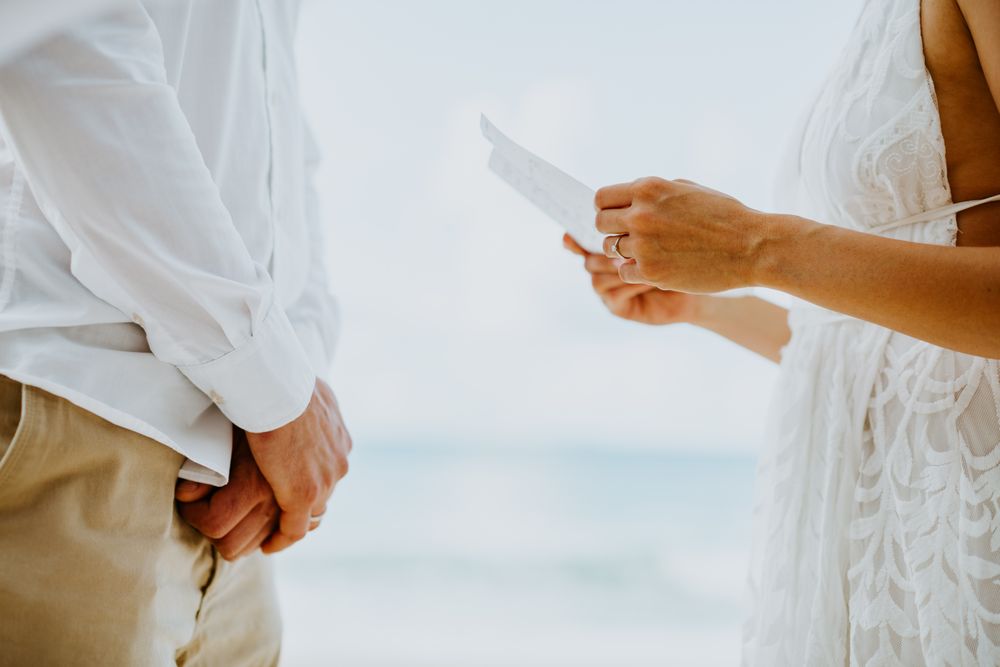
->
[742, 1, 1000, 665]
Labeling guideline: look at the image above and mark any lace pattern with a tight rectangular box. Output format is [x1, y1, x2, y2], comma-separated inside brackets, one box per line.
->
[743, 0, 1000, 664]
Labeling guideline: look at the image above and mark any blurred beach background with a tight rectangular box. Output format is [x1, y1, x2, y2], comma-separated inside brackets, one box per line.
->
[278, 1, 863, 664]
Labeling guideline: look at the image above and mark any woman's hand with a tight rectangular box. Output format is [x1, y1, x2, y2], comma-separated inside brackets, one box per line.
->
[563, 234, 701, 325]
[594, 177, 767, 293]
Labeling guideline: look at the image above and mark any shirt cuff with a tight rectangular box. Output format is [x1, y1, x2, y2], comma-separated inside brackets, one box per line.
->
[178, 306, 316, 432]
[292, 319, 334, 381]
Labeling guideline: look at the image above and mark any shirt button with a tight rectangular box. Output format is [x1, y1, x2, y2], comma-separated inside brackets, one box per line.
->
[131, 313, 144, 327]
[208, 390, 225, 406]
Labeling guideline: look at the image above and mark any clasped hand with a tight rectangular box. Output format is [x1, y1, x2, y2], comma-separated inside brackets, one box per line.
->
[175, 378, 352, 560]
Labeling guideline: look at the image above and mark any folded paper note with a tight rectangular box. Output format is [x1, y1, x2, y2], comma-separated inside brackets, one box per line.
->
[481, 115, 605, 254]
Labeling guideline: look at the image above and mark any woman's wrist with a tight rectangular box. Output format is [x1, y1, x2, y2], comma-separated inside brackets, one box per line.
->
[687, 294, 727, 331]
[747, 212, 824, 290]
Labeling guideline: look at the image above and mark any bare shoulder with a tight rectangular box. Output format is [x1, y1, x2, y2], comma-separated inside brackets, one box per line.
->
[952, 0, 1000, 94]
[922, 0, 1000, 245]
[955, 0, 1000, 39]
[922, 0, 981, 80]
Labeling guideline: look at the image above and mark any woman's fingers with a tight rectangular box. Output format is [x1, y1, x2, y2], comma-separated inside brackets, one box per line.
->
[603, 283, 656, 309]
[595, 182, 633, 210]
[584, 253, 622, 275]
[595, 208, 630, 235]
[562, 234, 586, 256]
[591, 272, 631, 292]
[619, 260, 643, 284]
[602, 233, 636, 259]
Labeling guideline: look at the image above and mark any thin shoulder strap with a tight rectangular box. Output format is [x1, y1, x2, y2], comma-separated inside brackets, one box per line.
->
[871, 193, 1000, 234]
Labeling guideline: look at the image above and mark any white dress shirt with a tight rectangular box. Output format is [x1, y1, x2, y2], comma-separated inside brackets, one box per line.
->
[0, 0, 339, 484]
[0, 0, 125, 63]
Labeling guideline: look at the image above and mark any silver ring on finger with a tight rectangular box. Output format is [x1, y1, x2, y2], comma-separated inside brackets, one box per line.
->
[610, 234, 631, 260]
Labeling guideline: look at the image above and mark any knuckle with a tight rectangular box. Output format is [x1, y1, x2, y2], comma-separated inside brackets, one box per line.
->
[632, 177, 664, 199]
[200, 516, 227, 540]
[629, 208, 652, 230]
[594, 187, 611, 209]
[301, 481, 323, 507]
[635, 261, 656, 283]
[595, 211, 613, 232]
[632, 236, 650, 259]
[216, 541, 240, 561]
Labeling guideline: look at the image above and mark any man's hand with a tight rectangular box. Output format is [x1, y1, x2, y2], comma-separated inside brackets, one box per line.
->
[175, 428, 280, 560]
[245, 378, 352, 554]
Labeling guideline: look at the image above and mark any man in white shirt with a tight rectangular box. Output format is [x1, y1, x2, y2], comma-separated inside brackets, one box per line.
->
[0, 1, 352, 664]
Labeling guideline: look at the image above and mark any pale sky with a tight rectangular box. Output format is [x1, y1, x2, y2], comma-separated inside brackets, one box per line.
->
[295, 0, 865, 454]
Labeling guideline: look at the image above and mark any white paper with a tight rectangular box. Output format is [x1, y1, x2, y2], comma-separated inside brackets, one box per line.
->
[481, 115, 605, 254]
[480, 114, 754, 299]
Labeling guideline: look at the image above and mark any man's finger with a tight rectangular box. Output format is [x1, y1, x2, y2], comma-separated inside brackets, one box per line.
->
[235, 521, 277, 560]
[214, 504, 276, 561]
[595, 182, 633, 210]
[175, 480, 213, 503]
[261, 528, 298, 555]
[177, 488, 254, 540]
[260, 507, 310, 554]
[595, 208, 629, 234]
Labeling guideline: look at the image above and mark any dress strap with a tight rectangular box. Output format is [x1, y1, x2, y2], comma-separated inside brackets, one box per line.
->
[870, 193, 1000, 234]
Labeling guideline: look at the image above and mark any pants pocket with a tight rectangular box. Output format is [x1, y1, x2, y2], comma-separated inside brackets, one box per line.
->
[0, 375, 34, 487]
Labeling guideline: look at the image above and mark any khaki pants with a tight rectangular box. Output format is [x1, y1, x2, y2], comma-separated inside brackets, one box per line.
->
[0, 375, 282, 666]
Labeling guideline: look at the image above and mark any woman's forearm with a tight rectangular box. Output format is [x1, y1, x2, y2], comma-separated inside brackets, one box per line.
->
[692, 296, 790, 364]
[753, 215, 1000, 358]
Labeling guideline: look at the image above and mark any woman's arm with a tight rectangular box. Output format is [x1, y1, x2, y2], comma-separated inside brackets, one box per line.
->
[595, 178, 1000, 358]
[695, 295, 790, 363]
[564, 235, 790, 363]
[594, 1, 1000, 359]
[756, 217, 1000, 357]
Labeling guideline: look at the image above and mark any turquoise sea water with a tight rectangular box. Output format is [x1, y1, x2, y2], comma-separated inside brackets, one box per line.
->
[276, 444, 757, 666]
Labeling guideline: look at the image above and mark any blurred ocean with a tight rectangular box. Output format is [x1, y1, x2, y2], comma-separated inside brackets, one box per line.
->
[275, 444, 757, 667]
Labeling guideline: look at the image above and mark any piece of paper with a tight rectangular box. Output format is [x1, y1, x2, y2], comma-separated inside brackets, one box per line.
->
[480, 115, 757, 299]
[481, 115, 605, 254]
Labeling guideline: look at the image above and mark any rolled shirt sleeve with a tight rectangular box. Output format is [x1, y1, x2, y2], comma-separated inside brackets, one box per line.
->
[0, 4, 315, 432]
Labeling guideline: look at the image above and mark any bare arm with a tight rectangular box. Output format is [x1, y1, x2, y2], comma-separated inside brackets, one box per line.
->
[694, 296, 790, 364]
[596, 177, 1000, 359]
[592, 1, 1000, 359]
[752, 218, 1000, 357]
[564, 235, 790, 363]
